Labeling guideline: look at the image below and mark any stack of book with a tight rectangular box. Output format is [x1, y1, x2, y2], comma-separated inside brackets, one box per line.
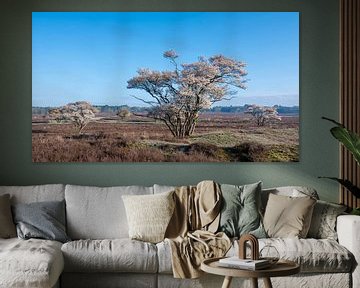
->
[218, 257, 271, 270]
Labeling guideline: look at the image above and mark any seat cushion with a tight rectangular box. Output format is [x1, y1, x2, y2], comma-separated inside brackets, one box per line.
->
[0, 238, 64, 288]
[65, 185, 153, 239]
[61, 239, 158, 273]
[230, 238, 354, 273]
[157, 238, 354, 274]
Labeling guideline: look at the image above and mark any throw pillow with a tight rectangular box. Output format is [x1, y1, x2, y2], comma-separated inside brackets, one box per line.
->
[307, 200, 347, 240]
[122, 190, 175, 243]
[263, 193, 316, 238]
[12, 200, 70, 243]
[0, 194, 16, 238]
[218, 182, 266, 238]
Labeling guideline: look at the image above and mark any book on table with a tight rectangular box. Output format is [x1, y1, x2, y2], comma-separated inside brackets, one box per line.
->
[218, 257, 271, 270]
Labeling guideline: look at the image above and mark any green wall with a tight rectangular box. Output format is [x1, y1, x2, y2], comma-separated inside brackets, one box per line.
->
[0, 0, 340, 202]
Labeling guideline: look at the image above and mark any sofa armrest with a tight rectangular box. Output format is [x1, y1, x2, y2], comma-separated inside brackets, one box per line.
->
[337, 215, 360, 288]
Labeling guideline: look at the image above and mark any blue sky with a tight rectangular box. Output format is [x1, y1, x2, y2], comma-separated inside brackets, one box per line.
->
[32, 12, 299, 107]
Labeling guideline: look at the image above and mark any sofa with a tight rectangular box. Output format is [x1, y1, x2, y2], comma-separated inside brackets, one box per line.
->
[0, 183, 359, 288]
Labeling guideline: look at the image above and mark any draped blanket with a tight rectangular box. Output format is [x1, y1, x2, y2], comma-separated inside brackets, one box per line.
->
[165, 181, 231, 278]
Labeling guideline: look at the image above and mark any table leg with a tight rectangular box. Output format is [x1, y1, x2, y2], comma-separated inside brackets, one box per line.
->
[221, 276, 233, 288]
[263, 277, 273, 288]
[251, 278, 258, 288]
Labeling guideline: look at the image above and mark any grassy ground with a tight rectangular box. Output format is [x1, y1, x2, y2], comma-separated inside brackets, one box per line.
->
[32, 113, 299, 162]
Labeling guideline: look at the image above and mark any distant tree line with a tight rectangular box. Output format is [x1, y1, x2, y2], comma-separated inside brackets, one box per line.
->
[206, 105, 299, 115]
[33, 104, 299, 116]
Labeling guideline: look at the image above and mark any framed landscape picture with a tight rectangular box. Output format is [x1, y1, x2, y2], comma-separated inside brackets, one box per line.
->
[32, 12, 299, 162]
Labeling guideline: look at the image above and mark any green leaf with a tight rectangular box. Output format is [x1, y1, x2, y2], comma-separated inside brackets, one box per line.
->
[319, 177, 360, 198]
[351, 208, 360, 215]
[330, 127, 360, 165]
[322, 117, 360, 165]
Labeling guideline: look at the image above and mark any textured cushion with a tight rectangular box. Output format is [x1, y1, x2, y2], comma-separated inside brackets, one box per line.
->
[61, 239, 158, 273]
[122, 191, 175, 243]
[12, 200, 70, 243]
[307, 200, 347, 240]
[218, 182, 266, 238]
[0, 184, 65, 204]
[263, 194, 316, 238]
[0, 238, 64, 288]
[158, 237, 353, 274]
[0, 194, 16, 238]
[65, 185, 153, 239]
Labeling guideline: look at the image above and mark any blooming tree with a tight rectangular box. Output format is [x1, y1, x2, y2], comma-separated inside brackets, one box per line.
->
[127, 50, 247, 138]
[48, 101, 98, 134]
[245, 104, 281, 126]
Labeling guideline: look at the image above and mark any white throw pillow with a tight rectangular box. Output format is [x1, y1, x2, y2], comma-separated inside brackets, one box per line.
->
[122, 191, 175, 243]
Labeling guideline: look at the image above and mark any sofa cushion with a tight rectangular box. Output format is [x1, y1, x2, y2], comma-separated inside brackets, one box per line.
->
[157, 237, 353, 274]
[12, 200, 70, 243]
[61, 239, 158, 273]
[156, 238, 355, 274]
[122, 191, 175, 243]
[218, 182, 266, 238]
[153, 184, 176, 194]
[0, 238, 64, 288]
[65, 185, 153, 239]
[0, 184, 65, 204]
[0, 194, 16, 238]
[307, 200, 347, 240]
[235, 238, 353, 273]
[263, 194, 316, 238]
[261, 186, 319, 213]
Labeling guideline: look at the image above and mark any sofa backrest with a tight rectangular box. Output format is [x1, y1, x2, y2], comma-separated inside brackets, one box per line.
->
[0, 184, 65, 204]
[153, 184, 176, 194]
[65, 184, 154, 240]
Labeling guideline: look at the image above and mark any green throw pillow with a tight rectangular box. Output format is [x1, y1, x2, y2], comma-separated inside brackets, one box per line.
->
[218, 182, 266, 238]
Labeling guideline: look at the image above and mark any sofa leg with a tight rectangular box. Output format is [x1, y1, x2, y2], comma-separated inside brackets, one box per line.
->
[221, 276, 232, 288]
[263, 277, 273, 288]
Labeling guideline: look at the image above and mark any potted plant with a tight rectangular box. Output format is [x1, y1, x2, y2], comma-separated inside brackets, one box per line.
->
[320, 117, 360, 215]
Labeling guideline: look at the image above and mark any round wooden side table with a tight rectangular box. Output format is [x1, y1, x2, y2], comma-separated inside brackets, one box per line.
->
[201, 257, 300, 288]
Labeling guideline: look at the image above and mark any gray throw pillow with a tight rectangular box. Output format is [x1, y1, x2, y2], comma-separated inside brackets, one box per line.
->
[218, 182, 266, 238]
[12, 200, 70, 243]
[307, 200, 347, 240]
[0, 194, 16, 238]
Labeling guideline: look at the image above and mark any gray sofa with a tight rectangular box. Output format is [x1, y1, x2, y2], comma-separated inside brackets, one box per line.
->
[0, 184, 359, 288]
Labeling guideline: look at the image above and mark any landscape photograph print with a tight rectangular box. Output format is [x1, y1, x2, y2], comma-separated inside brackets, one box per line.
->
[32, 12, 299, 162]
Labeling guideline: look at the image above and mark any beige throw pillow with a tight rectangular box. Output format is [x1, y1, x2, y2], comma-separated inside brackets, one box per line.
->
[263, 193, 316, 238]
[0, 194, 16, 238]
[122, 191, 175, 243]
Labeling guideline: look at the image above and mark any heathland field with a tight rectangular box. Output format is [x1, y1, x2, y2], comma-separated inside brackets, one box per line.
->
[32, 112, 299, 162]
